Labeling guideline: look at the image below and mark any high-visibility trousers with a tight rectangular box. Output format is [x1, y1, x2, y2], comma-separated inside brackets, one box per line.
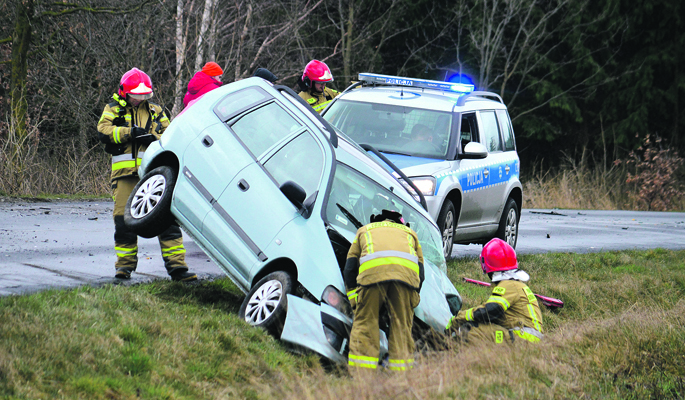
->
[112, 176, 187, 274]
[348, 281, 420, 371]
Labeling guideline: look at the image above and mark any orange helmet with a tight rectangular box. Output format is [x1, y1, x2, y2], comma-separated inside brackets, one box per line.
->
[302, 60, 334, 88]
[480, 238, 518, 274]
[118, 68, 153, 101]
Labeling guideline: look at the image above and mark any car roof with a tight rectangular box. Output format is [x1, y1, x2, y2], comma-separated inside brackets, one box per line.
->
[335, 85, 508, 113]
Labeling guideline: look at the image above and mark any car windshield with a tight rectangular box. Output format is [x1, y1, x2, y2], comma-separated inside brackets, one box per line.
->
[325, 100, 452, 159]
[325, 162, 447, 273]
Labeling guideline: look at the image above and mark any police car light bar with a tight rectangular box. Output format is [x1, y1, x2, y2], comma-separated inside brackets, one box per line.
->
[358, 73, 475, 94]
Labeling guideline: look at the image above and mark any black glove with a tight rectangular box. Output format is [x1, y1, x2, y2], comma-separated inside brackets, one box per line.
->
[131, 126, 156, 145]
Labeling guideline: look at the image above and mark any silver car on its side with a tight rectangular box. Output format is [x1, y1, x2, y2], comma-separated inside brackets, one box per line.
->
[123, 76, 462, 365]
[323, 73, 523, 259]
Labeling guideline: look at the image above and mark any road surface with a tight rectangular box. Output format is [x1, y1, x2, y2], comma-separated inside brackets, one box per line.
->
[1, 198, 684, 296]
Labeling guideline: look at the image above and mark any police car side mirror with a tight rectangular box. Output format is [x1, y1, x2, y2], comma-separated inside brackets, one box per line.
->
[459, 142, 488, 159]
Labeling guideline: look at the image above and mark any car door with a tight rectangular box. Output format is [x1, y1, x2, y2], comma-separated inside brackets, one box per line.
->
[174, 87, 272, 233]
[454, 112, 490, 227]
[206, 100, 325, 281]
[477, 110, 509, 224]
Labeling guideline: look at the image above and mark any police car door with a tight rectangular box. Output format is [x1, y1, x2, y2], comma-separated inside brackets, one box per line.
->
[476, 110, 509, 225]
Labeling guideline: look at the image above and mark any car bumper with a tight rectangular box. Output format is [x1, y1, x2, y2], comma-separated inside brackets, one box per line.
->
[280, 295, 388, 365]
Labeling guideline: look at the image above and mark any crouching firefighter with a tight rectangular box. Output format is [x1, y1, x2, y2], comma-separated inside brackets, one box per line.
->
[96, 67, 197, 282]
[344, 210, 424, 371]
[446, 238, 544, 344]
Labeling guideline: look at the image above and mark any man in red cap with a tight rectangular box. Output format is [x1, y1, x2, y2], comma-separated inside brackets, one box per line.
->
[183, 61, 224, 108]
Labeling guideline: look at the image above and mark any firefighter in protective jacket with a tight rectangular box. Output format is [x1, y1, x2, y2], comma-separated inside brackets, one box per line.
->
[97, 67, 197, 282]
[297, 60, 339, 114]
[344, 209, 424, 371]
[446, 238, 544, 344]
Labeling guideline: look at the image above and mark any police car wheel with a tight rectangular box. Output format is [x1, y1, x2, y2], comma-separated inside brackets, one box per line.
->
[437, 199, 456, 260]
[124, 166, 176, 239]
[239, 271, 293, 336]
[496, 198, 519, 249]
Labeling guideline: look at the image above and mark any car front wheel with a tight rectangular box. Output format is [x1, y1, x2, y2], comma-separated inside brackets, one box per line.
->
[124, 166, 176, 238]
[437, 199, 456, 260]
[496, 198, 519, 249]
[239, 271, 293, 336]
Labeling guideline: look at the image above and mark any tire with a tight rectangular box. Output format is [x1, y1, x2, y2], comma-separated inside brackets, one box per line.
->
[239, 271, 293, 336]
[124, 166, 176, 239]
[436, 199, 456, 260]
[496, 198, 519, 249]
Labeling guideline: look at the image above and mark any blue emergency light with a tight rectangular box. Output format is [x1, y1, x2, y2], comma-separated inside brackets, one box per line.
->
[358, 73, 475, 94]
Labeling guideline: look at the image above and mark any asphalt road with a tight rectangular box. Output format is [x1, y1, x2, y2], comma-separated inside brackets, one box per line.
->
[1, 198, 684, 296]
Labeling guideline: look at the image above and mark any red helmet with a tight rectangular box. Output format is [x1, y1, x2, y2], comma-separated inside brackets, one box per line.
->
[302, 60, 334, 88]
[118, 68, 153, 101]
[480, 238, 518, 274]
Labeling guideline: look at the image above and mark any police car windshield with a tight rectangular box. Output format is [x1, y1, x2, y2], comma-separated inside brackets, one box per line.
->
[325, 162, 447, 273]
[325, 100, 452, 159]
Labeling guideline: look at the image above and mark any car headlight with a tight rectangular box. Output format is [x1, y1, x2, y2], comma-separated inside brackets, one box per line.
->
[400, 176, 436, 197]
[322, 285, 352, 318]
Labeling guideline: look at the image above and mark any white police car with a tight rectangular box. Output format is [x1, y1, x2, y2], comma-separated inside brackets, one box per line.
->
[323, 73, 522, 258]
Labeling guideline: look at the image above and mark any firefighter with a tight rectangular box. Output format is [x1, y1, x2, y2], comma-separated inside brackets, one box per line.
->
[344, 209, 424, 371]
[183, 61, 224, 109]
[297, 59, 339, 114]
[446, 238, 544, 344]
[97, 67, 197, 282]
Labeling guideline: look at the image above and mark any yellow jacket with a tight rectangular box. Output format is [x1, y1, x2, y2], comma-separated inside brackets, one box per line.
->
[298, 87, 339, 113]
[97, 97, 170, 181]
[344, 220, 424, 290]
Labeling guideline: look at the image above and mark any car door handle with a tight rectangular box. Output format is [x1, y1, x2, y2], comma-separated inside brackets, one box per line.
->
[505, 165, 510, 173]
[483, 168, 489, 177]
[202, 135, 214, 147]
[238, 179, 250, 192]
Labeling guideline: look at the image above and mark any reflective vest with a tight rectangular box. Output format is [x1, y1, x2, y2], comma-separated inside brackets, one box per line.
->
[97, 96, 170, 181]
[346, 221, 424, 289]
[298, 87, 339, 114]
[456, 279, 544, 342]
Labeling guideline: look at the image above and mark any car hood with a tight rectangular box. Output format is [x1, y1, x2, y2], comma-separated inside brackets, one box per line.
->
[375, 152, 452, 177]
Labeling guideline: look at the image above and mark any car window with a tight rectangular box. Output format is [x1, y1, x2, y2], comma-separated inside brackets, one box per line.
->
[459, 113, 479, 151]
[263, 132, 324, 198]
[230, 102, 303, 158]
[480, 111, 502, 152]
[324, 100, 452, 159]
[325, 162, 446, 272]
[214, 87, 271, 121]
[497, 109, 516, 151]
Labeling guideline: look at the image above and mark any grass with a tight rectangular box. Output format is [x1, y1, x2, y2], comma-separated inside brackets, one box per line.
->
[1, 250, 685, 399]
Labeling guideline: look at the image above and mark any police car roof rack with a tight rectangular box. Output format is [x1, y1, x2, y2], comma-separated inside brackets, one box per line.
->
[357, 73, 475, 95]
[456, 91, 503, 107]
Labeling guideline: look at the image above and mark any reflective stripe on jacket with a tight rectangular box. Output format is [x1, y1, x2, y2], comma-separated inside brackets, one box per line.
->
[298, 87, 339, 114]
[346, 220, 424, 289]
[453, 279, 544, 339]
[97, 100, 169, 181]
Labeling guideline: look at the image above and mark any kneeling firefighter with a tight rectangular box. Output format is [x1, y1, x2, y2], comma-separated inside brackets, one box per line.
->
[97, 68, 197, 282]
[446, 238, 544, 344]
[344, 209, 424, 371]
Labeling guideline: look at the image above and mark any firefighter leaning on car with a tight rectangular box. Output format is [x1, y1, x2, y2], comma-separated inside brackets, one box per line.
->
[344, 209, 424, 371]
[297, 59, 340, 114]
[96, 67, 197, 282]
[446, 238, 544, 344]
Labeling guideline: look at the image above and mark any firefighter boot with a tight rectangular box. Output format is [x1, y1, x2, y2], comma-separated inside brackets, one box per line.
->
[159, 225, 197, 282]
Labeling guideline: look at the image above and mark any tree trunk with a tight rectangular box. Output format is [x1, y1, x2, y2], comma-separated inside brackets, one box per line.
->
[171, 0, 186, 117]
[194, 0, 214, 71]
[343, 1, 354, 82]
[10, 0, 33, 150]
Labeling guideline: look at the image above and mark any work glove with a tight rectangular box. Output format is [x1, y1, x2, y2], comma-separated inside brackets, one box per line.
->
[131, 126, 157, 145]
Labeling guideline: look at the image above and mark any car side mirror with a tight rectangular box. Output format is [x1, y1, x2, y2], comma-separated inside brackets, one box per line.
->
[280, 181, 308, 214]
[460, 142, 488, 159]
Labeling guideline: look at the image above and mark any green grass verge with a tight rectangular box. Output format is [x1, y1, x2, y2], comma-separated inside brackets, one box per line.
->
[1, 250, 684, 399]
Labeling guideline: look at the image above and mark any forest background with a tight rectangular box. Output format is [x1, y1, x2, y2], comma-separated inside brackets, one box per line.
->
[0, 0, 683, 210]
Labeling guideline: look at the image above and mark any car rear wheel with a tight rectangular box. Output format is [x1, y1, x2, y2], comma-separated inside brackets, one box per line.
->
[124, 166, 176, 238]
[437, 199, 456, 260]
[496, 198, 519, 249]
[239, 271, 293, 336]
